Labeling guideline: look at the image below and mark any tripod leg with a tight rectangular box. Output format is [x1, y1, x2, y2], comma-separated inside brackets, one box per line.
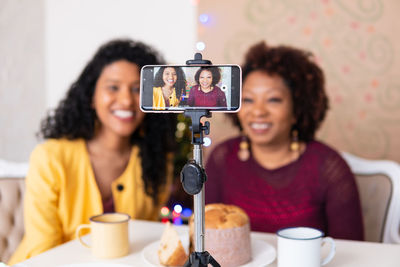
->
[183, 252, 200, 267]
[183, 251, 220, 267]
[183, 258, 192, 267]
[208, 255, 221, 267]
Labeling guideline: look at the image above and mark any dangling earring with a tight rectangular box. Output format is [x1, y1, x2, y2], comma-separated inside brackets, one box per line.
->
[290, 129, 300, 152]
[238, 135, 250, 161]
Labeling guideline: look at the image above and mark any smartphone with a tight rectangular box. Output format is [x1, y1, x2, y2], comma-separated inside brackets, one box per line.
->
[140, 64, 241, 112]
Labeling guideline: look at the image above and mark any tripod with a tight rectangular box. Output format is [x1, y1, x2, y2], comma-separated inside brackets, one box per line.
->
[180, 53, 220, 267]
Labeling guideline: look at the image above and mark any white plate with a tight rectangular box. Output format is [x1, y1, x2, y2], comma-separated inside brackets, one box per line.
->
[142, 237, 276, 267]
[57, 264, 132, 267]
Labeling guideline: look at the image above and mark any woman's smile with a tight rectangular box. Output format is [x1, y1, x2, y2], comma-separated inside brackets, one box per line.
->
[249, 122, 271, 132]
[112, 109, 135, 121]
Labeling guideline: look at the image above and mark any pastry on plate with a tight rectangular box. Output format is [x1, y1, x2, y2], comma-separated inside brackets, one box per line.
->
[158, 222, 188, 266]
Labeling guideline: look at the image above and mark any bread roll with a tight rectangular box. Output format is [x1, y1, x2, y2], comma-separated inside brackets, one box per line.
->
[204, 203, 249, 229]
[189, 203, 252, 267]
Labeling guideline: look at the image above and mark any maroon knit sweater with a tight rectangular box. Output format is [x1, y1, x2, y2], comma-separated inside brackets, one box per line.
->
[187, 85, 227, 107]
[205, 137, 364, 241]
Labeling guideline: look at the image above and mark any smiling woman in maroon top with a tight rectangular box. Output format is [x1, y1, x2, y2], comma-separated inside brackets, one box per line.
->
[187, 67, 227, 108]
[205, 41, 364, 241]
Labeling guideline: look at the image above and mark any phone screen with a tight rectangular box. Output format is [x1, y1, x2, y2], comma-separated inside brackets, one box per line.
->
[140, 65, 241, 112]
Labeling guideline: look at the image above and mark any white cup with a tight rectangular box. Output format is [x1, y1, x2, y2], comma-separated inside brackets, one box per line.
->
[277, 227, 335, 267]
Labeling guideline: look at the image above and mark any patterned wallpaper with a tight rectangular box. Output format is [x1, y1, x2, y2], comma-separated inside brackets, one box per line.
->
[198, 0, 400, 162]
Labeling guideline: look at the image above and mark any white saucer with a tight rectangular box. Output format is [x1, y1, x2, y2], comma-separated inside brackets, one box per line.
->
[57, 263, 132, 267]
[142, 236, 276, 267]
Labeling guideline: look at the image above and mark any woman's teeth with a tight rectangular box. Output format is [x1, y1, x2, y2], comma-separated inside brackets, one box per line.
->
[250, 123, 270, 130]
[113, 110, 133, 119]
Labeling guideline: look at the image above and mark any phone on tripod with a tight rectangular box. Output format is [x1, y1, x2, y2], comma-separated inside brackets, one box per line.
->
[140, 65, 241, 112]
[140, 58, 239, 267]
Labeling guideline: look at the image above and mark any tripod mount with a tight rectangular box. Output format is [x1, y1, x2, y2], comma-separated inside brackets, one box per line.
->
[180, 53, 220, 267]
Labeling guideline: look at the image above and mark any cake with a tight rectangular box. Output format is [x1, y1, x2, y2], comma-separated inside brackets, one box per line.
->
[189, 203, 252, 267]
[158, 222, 188, 266]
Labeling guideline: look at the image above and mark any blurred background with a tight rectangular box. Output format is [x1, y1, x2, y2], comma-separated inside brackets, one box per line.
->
[0, 0, 196, 161]
[198, 0, 400, 163]
[1, 0, 400, 223]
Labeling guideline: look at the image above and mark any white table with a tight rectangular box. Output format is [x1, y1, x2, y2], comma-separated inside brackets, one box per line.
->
[19, 220, 400, 267]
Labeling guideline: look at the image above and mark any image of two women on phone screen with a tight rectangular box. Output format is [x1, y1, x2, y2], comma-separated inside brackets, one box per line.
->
[152, 66, 227, 109]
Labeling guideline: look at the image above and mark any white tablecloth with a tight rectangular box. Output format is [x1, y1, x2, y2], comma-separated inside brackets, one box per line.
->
[19, 220, 400, 267]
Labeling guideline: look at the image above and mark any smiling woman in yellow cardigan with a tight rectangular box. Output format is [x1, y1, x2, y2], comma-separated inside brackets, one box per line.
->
[9, 39, 177, 265]
[10, 140, 172, 263]
[152, 66, 186, 110]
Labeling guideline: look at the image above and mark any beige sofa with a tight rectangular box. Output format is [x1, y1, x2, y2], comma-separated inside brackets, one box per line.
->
[0, 177, 25, 263]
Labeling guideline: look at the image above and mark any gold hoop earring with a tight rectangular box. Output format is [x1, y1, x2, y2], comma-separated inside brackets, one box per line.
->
[238, 135, 250, 161]
[290, 129, 300, 152]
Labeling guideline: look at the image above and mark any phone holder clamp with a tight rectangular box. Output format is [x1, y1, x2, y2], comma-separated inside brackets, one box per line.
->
[186, 52, 212, 65]
[185, 110, 211, 145]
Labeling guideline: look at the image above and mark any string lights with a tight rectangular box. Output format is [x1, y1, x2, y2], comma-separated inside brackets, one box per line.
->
[160, 204, 193, 225]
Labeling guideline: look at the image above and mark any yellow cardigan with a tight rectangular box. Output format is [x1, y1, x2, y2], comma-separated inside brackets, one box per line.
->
[9, 139, 172, 265]
[153, 87, 180, 110]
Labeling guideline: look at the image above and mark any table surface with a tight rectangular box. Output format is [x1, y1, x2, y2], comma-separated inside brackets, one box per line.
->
[18, 219, 400, 267]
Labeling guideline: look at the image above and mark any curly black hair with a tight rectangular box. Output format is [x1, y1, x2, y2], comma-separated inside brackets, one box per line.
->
[194, 66, 221, 86]
[231, 41, 329, 142]
[153, 66, 187, 100]
[39, 39, 177, 204]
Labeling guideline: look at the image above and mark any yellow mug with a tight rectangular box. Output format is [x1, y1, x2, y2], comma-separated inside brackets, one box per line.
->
[76, 212, 131, 259]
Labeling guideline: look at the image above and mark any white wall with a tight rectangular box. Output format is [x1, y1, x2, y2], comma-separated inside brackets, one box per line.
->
[0, 0, 196, 161]
[46, 0, 197, 109]
[0, 0, 45, 162]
